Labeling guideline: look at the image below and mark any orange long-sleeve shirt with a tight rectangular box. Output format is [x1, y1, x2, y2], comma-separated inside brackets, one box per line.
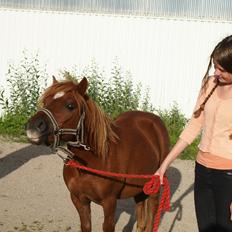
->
[179, 76, 232, 169]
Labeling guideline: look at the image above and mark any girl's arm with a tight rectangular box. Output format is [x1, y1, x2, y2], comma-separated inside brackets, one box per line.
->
[155, 138, 188, 184]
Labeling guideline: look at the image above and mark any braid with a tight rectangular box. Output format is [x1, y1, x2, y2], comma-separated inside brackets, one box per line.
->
[193, 79, 219, 118]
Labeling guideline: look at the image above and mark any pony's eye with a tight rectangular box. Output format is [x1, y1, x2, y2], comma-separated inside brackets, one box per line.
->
[66, 103, 75, 111]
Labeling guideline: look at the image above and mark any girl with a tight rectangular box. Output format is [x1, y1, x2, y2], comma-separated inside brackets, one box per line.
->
[155, 35, 232, 232]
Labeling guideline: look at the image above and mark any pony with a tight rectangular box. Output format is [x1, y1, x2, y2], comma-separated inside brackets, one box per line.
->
[26, 76, 170, 232]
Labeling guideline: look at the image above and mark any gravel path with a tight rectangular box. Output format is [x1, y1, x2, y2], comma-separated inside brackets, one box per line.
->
[0, 140, 197, 232]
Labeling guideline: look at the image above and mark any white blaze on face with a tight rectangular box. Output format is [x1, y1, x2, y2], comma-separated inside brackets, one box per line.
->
[53, 91, 65, 99]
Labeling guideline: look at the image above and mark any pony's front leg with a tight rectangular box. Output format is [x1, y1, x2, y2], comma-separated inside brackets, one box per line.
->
[70, 193, 91, 232]
[102, 197, 117, 232]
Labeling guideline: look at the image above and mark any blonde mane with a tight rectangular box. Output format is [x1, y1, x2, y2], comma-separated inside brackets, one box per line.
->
[39, 80, 118, 159]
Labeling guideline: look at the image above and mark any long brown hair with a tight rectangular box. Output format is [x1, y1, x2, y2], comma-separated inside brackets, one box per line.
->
[194, 35, 232, 118]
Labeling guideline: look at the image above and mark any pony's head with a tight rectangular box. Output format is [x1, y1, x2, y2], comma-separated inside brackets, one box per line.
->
[26, 76, 117, 158]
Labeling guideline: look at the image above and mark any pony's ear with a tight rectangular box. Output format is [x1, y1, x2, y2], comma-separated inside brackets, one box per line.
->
[77, 77, 88, 96]
[52, 75, 58, 84]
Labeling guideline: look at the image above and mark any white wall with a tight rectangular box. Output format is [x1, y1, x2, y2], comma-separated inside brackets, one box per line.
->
[0, 9, 232, 117]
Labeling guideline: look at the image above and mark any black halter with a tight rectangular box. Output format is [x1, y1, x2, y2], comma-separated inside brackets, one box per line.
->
[38, 108, 90, 161]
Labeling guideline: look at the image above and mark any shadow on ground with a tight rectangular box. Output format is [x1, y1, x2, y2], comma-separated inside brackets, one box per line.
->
[0, 144, 193, 232]
[0, 144, 51, 179]
[115, 167, 194, 232]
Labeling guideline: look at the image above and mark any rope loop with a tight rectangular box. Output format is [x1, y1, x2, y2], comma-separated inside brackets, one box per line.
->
[143, 175, 170, 232]
[143, 175, 161, 195]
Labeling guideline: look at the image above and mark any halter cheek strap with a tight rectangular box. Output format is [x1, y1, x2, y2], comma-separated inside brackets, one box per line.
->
[38, 108, 90, 153]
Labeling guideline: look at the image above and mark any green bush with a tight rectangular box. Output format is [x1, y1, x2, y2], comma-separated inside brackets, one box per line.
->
[0, 113, 29, 137]
[0, 52, 47, 139]
[0, 55, 199, 159]
[156, 103, 200, 160]
[64, 60, 154, 118]
[66, 62, 199, 160]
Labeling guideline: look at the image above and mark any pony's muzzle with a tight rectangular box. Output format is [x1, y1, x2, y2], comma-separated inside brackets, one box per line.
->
[34, 118, 47, 133]
[25, 117, 50, 144]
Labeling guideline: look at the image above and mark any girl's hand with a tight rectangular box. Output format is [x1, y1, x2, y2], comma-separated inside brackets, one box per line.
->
[154, 166, 166, 185]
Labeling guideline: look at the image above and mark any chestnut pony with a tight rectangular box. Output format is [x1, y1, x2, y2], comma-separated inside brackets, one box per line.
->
[26, 77, 169, 232]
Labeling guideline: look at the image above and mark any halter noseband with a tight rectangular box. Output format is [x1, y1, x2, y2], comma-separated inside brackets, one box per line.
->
[38, 108, 90, 154]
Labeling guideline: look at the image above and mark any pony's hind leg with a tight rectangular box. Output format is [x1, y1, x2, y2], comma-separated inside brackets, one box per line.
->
[144, 193, 160, 232]
[134, 193, 147, 232]
[70, 193, 91, 232]
[102, 197, 117, 232]
[135, 201, 146, 232]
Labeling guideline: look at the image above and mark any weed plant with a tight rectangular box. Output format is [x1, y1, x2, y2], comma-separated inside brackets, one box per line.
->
[64, 60, 154, 118]
[0, 52, 48, 139]
[156, 103, 200, 160]
[0, 55, 199, 159]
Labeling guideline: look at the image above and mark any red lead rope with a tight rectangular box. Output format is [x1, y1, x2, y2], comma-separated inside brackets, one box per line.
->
[66, 159, 170, 232]
[143, 176, 171, 232]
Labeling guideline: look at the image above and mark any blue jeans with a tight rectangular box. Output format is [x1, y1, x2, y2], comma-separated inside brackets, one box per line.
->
[194, 162, 232, 232]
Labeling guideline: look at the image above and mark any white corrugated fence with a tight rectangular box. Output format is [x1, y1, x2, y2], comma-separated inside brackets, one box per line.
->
[0, 9, 232, 117]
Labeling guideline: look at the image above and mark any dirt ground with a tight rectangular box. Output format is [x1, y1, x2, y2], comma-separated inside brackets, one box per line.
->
[0, 140, 198, 232]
